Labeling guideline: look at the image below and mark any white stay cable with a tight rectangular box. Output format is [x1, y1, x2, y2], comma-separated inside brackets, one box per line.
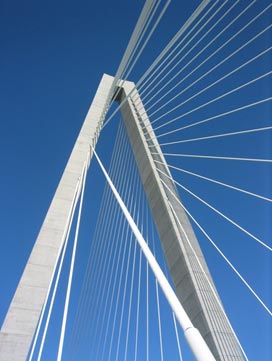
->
[151, 67, 272, 131]
[154, 159, 272, 203]
[159, 126, 272, 147]
[28, 179, 81, 361]
[153, 151, 272, 163]
[56, 154, 89, 361]
[91, 145, 216, 361]
[152, 97, 272, 139]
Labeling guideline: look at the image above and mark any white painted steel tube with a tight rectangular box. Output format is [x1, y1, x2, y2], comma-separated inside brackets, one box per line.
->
[185, 327, 217, 361]
[92, 147, 216, 361]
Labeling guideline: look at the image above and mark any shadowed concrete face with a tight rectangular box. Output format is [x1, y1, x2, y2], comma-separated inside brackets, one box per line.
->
[118, 80, 244, 360]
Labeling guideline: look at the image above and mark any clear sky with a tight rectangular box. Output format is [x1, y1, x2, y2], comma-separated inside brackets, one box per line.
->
[0, 0, 271, 360]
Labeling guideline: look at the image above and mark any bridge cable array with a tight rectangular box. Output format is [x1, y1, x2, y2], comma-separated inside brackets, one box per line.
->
[27, 1, 271, 359]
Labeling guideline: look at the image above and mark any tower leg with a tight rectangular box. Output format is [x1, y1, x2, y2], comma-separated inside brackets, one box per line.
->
[118, 80, 244, 360]
[0, 74, 114, 361]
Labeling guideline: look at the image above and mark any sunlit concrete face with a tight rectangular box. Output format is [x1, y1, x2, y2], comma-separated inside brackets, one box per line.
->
[0, 74, 243, 360]
[0, 74, 115, 361]
[118, 80, 244, 360]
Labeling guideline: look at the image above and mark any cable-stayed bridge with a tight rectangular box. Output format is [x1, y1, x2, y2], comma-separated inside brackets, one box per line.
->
[0, 1, 271, 360]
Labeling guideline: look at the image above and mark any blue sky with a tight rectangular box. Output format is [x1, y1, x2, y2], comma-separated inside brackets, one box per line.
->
[0, 0, 271, 360]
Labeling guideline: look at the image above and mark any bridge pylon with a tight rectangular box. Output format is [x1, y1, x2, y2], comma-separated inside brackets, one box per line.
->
[0, 74, 244, 360]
